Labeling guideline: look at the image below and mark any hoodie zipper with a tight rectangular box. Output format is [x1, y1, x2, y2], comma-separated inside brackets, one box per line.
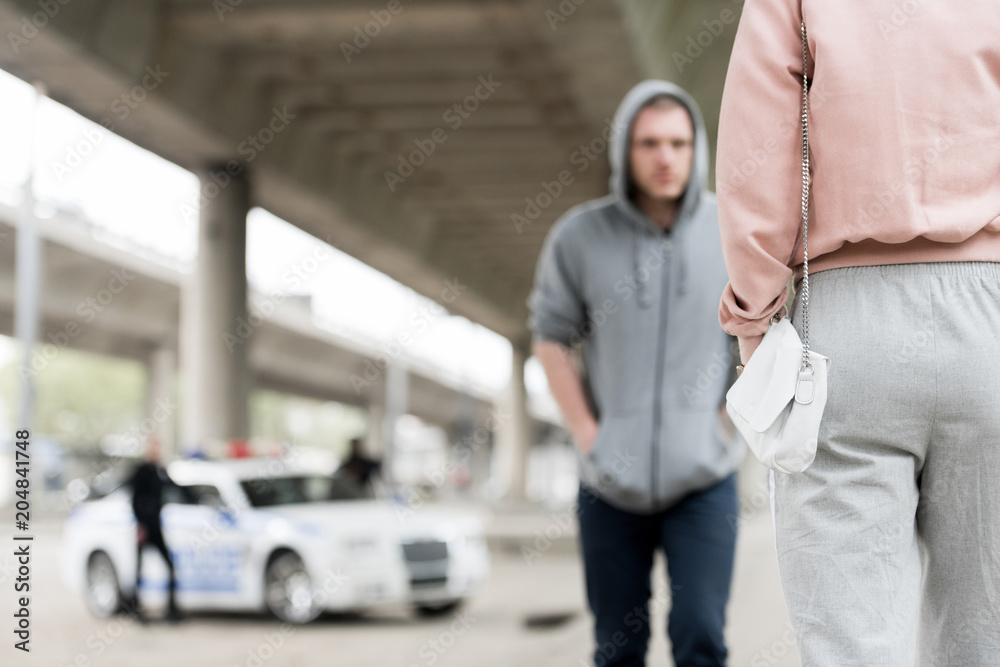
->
[649, 233, 673, 509]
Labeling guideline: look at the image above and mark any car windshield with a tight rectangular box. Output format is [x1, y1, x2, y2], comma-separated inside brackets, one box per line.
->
[240, 474, 372, 507]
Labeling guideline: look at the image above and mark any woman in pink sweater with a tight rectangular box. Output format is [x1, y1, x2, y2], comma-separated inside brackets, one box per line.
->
[717, 1, 1000, 665]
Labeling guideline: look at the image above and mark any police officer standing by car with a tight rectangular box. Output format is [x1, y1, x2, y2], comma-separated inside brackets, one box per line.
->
[128, 436, 182, 623]
[337, 436, 382, 494]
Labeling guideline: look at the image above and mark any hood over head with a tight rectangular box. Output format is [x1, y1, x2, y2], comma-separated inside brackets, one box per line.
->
[607, 80, 711, 303]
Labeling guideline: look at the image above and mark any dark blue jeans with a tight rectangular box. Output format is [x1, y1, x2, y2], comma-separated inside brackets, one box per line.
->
[577, 474, 738, 667]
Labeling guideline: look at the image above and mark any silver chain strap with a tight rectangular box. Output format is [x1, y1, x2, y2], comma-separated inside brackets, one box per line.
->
[799, 20, 812, 372]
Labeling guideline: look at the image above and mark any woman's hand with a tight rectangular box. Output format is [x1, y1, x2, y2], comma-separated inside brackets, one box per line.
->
[717, 403, 737, 442]
[738, 334, 764, 366]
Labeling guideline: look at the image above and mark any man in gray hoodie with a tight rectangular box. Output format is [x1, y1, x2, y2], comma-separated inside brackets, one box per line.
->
[528, 80, 743, 666]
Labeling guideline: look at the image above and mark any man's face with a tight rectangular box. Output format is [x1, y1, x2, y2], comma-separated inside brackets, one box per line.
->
[146, 438, 161, 464]
[628, 104, 694, 203]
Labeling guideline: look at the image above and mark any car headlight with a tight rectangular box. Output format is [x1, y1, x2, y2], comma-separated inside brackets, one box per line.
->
[451, 533, 486, 553]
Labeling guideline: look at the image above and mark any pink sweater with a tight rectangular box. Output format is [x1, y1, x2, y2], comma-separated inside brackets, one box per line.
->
[717, 0, 1000, 350]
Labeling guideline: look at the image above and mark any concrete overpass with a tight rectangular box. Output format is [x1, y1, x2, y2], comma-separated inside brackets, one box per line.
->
[0, 0, 743, 497]
[0, 206, 562, 463]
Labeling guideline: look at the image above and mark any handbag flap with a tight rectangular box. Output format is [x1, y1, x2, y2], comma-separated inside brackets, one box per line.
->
[726, 318, 804, 432]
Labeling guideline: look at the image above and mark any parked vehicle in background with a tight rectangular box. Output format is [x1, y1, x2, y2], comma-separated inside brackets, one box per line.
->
[60, 457, 490, 623]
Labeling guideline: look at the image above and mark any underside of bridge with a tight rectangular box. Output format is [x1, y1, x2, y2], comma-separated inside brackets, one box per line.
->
[0, 0, 742, 496]
[0, 0, 740, 341]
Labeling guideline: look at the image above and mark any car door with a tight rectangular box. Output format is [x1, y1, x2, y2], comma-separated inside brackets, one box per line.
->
[160, 482, 252, 608]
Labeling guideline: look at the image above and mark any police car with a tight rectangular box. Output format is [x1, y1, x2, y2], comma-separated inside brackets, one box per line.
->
[60, 457, 490, 623]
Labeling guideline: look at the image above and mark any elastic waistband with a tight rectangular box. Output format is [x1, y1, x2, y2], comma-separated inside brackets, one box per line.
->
[811, 261, 1000, 281]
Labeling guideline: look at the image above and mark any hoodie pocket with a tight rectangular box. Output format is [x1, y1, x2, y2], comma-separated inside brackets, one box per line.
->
[584, 413, 651, 507]
[656, 407, 743, 503]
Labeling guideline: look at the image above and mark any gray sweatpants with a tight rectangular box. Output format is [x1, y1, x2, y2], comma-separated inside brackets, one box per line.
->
[773, 262, 1000, 666]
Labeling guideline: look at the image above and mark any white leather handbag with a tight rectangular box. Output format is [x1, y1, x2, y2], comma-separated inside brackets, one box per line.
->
[725, 21, 831, 475]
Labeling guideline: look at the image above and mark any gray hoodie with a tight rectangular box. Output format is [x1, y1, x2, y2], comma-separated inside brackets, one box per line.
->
[527, 80, 743, 514]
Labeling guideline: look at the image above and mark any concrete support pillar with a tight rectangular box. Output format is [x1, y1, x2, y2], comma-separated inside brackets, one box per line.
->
[15, 82, 45, 435]
[15, 189, 41, 433]
[446, 389, 477, 496]
[381, 358, 408, 491]
[471, 424, 494, 501]
[181, 166, 251, 452]
[498, 339, 532, 501]
[146, 344, 177, 457]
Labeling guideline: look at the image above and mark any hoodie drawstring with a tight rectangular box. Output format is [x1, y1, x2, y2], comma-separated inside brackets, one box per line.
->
[677, 250, 687, 295]
[633, 228, 652, 308]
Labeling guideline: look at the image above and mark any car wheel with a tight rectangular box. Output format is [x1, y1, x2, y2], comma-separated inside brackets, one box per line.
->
[264, 551, 321, 624]
[86, 551, 123, 618]
[414, 599, 463, 617]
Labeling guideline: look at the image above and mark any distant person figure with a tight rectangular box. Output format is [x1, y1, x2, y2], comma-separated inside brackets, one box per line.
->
[716, 2, 1000, 664]
[128, 437, 181, 623]
[528, 80, 743, 666]
[337, 437, 381, 490]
